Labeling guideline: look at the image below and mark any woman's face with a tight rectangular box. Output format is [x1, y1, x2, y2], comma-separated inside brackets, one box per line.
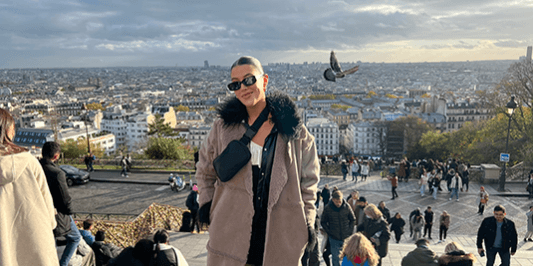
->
[230, 65, 268, 109]
[6, 123, 14, 141]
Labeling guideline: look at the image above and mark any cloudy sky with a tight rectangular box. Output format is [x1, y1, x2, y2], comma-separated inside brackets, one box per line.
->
[1, 0, 532, 68]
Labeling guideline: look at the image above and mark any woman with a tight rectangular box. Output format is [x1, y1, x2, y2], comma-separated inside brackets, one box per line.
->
[438, 211, 451, 243]
[351, 159, 360, 182]
[340, 233, 380, 266]
[196, 56, 320, 265]
[419, 168, 429, 197]
[411, 214, 425, 241]
[151, 229, 188, 266]
[361, 161, 369, 181]
[527, 171, 533, 199]
[0, 108, 59, 266]
[461, 163, 470, 192]
[377, 201, 390, 222]
[429, 170, 440, 199]
[438, 242, 476, 266]
[358, 204, 390, 266]
[477, 186, 489, 215]
[389, 213, 406, 243]
[346, 190, 359, 214]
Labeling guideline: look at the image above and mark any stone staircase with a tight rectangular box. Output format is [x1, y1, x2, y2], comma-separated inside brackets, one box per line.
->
[169, 231, 533, 266]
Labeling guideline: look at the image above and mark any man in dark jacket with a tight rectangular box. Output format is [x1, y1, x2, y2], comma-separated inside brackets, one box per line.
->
[321, 184, 331, 206]
[401, 238, 439, 266]
[186, 184, 200, 233]
[423, 206, 434, 239]
[477, 205, 517, 266]
[409, 208, 421, 238]
[40, 141, 82, 266]
[321, 190, 355, 266]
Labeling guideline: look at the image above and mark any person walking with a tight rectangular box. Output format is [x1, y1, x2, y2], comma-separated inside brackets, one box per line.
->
[461, 163, 470, 192]
[341, 160, 349, 181]
[401, 239, 439, 266]
[186, 185, 201, 234]
[358, 204, 391, 266]
[322, 184, 332, 206]
[346, 190, 359, 214]
[321, 190, 356, 266]
[0, 109, 59, 266]
[438, 242, 476, 266]
[438, 211, 451, 243]
[84, 153, 94, 172]
[476, 205, 518, 266]
[449, 172, 462, 201]
[412, 214, 425, 241]
[361, 161, 370, 182]
[477, 186, 489, 215]
[340, 233, 380, 266]
[429, 171, 441, 200]
[351, 159, 360, 182]
[120, 156, 129, 177]
[378, 201, 391, 223]
[387, 174, 399, 200]
[196, 56, 320, 266]
[354, 196, 368, 232]
[524, 206, 533, 242]
[398, 159, 407, 182]
[409, 208, 421, 238]
[420, 168, 429, 197]
[40, 141, 82, 266]
[527, 171, 533, 199]
[390, 213, 406, 243]
[423, 206, 434, 240]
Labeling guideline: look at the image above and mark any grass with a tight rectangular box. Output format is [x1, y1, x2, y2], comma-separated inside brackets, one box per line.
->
[68, 164, 194, 172]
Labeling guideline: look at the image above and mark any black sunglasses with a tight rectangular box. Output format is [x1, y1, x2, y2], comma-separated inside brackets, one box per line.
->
[227, 74, 264, 91]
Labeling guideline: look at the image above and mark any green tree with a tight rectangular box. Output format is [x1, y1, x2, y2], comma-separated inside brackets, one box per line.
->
[145, 137, 192, 160]
[390, 115, 434, 156]
[148, 114, 178, 137]
[331, 104, 350, 111]
[366, 91, 377, 98]
[85, 103, 105, 111]
[174, 105, 190, 112]
[60, 138, 104, 159]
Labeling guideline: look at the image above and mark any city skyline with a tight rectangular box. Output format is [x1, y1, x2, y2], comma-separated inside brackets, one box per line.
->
[1, 0, 532, 69]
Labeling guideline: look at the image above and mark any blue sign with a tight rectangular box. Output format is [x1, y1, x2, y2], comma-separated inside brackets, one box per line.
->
[500, 153, 510, 162]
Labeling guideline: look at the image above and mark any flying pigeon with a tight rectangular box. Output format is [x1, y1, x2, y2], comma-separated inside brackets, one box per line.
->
[323, 51, 359, 82]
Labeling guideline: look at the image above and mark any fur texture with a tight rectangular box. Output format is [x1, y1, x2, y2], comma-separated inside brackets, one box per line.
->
[438, 251, 476, 265]
[217, 91, 302, 139]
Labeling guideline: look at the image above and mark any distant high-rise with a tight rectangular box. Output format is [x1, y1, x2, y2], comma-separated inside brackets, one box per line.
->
[204, 60, 209, 68]
[527, 46, 532, 63]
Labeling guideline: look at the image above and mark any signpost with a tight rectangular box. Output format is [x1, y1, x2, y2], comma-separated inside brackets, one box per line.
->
[500, 153, 509, 162]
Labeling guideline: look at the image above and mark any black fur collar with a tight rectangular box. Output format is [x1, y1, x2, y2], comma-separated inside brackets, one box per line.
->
[217, 91, 302, 139]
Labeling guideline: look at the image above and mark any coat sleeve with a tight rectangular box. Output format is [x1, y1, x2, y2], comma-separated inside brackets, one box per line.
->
[195, 120, 220, 207]
[34, 158, 57, 230]
[299, 126, 320, 227]
[477, 218, 487, 249]
[509, 220, 518, 253]
[55, 167, 73, 215]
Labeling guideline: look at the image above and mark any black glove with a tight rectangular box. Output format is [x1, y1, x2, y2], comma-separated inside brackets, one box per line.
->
[306, 225, 317, 252]
[198, 201, 212, 226]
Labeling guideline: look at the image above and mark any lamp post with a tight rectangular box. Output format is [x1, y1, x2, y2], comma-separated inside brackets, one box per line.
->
[81, 104, 91, 154]
[498, 96, 517, 192]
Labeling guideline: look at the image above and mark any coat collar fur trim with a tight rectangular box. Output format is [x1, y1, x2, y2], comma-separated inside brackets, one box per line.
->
[438, 252, 476, 264]
[217, 91, 302, 139]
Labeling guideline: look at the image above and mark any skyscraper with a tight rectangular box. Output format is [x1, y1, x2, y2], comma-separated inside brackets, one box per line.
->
[527, 46, 532, 63]
[204, 60, 209, 68]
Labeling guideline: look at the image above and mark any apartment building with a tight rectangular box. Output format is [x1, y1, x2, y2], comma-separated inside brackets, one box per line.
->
[306, 118, 339, 156]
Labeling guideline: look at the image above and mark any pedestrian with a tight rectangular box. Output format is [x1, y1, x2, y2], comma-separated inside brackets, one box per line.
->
[361, 161, 370, 181]
[448, 171, 462, 201]
[438, 211, 451, 243]
[341, 160, 349, 181]
[84, 153, 94, 172]
[524, 205, 533, 242]
[477, 186, 489, 215]
[412, 214, 425, 241]
[461, 163, 470, 192]
[378, 201, 391, 223]
[424, 206, 434, 240]
[0, 109, 59, 266]
[387, 174, 399, 200]
[409, 208, 421, 238]
[40, 141, 82, 266]
[420, 168, 429, 197]
[438, 242, 476, 266]
[126, 153, 132, 172]
[346, 190, 359, 214]
[351, 159, 360, 182]
[322, 184, 332, 206]
[429, 171, 441, 200]
[527, 171, 533, 199]
[315, 190, 322, 209]
[398, 158, 407, 182]
[354, 196, 368, 232]
[120, 156, 129, 177]
[340, 232, 380, 266]
[401, 238, 439, 266]
[390, 213, 406, 243]
[476, 205, 518, 266]
[321, 190, 356, 266]
[196, 56, 320, 266]
[358, 204, 391, 266]
[185, 185, 201, 234]
[445, 169, 454, 192]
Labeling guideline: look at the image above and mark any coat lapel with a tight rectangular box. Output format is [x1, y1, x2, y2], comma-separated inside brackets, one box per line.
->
[268, 136, 289, 210]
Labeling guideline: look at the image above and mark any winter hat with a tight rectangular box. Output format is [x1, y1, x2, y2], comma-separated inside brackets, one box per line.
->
[192, 185, 198, 191]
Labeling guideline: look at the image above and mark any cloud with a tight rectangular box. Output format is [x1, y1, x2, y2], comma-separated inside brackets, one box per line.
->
[494, 40, 529, 48]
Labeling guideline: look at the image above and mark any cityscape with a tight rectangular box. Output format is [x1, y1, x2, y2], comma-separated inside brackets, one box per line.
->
[1, 47, 532, 159]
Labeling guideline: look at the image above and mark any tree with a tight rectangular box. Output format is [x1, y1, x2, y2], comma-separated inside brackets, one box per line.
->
[366, 91, 377, 98]
[389, 115, 434, 158]
[61, 138, 104, 159]
[148, 114, 178, 137]
[331, 104, 350, 111]
[385, 93, 397, 99]
[174, 105, 190, 112]
[85, 103, 105, 111]
[144, 137, 193, 160]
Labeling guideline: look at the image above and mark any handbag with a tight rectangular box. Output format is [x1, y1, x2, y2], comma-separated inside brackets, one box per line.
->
[213, 106, 269, 182]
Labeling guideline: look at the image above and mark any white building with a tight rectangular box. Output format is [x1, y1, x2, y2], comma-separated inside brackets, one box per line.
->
[188, 124, 211, 148]
[49, 127, 116, 155]
[126, 113, 154, 152]
[306, 118, 339, 156]
[346, 121, 387, 156]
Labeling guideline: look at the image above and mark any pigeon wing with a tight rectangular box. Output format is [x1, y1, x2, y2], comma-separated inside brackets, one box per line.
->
[342, 65, 359, 75]
[330, 51, 343, 73]
[324, 68, 336, 82]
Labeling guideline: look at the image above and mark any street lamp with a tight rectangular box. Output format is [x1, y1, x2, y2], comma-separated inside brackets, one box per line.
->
[498, 96, 518, 192]
[81, 104, 91, 154]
